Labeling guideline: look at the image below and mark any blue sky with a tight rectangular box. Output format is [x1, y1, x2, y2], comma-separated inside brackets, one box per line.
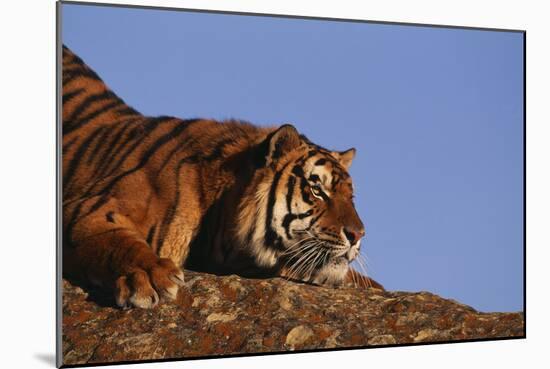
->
[62, 3, 524, 312]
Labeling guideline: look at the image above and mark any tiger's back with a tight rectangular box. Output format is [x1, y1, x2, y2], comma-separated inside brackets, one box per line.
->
[63, 45, 266, 254]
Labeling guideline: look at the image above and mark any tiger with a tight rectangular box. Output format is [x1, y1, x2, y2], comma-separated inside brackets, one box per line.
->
[61, 45, 383, 309]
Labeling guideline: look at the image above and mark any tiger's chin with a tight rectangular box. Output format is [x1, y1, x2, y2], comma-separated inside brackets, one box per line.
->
[310, 257, 350, 287]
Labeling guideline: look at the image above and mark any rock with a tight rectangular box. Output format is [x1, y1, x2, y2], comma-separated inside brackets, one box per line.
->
[206, 312, 238, 323]
[368, 334, 397, 345]
[61, 270, 524, 366]
[285, 325, 315, 349]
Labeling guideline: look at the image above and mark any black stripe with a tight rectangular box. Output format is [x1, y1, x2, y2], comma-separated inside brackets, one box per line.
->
[314, 158, 327, 166]
[92, 119, 146, 178]
[284, 174, 296, 239]
[138, 120, 192, 164]
[63, 90, 114, 125]
[332, 172, 341, 186]
[309, 174, 320, 183]
[156, 158, 187, 253]
[86, 126, 115, 165]
[264, 170, 283, 249]
[63, 64, 88, 74]
[62, 136, 79, 153]
[146, 223, 157, 247]
[300, 137, 333, 156]
[64, 201, 84, 244]
[282, 209, 314, 239]
[90, 120, 135, 173]
[303, 149, 320, 162]
[63, 126, 108, 187]
[63, 46, 87, 66]
[74, 100, 122, 129]
[264, 161, 293, 251]
[62, 88, 85, 106]
[155, 135, 234, 176]
[156, 140, 185, 175]
[203, 138, 234, 161]
[306, 209, 326, 230]
[115, 106, 140, 116]
[98, 116, 175, 178]
[65, 97, 123, 135]
[291, 164, 304, 177]
[286, 175, 296, 212]
[182, 138, 236, 163]
[291, 164, 314, 205]
[299, 177, 314, 205]
[62, 67, 102, 85]
[62, 48, 102, 81]
[64, 91, 119, 127]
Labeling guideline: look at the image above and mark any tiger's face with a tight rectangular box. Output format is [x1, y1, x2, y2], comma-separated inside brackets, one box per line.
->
[249, 124, 366, 286]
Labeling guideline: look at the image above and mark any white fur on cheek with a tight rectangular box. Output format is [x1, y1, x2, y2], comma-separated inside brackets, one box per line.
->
[312, 258, 349, 287]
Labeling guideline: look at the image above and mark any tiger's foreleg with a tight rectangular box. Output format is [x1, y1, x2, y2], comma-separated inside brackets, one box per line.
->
[64, 198, 185, 309]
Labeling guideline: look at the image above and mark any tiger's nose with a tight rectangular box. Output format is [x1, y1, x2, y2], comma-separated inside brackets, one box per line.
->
[343, 227, 365, 245]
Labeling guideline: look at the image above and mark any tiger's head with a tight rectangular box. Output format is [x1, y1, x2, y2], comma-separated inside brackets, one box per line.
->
[238, 124, 365, 286]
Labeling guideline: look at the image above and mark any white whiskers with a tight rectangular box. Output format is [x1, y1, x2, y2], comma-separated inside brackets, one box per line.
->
[282, 234, 329, 282]
[354, 252, 372, 288]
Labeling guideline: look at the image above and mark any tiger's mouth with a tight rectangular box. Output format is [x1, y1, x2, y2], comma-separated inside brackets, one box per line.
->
[292, 230, 358, 259]
[311, 234, 361, 262]
[280, 232, 355, 282]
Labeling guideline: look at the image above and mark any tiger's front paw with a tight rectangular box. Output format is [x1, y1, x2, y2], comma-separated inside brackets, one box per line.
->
[114, 258, 185, 309]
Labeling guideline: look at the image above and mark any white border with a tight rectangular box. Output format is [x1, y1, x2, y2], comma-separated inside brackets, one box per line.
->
[1, 1, 547, 368]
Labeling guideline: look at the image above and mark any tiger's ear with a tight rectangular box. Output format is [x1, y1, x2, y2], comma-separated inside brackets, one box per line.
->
[264, 124, 301, 167]
[332, 148, 356, 169]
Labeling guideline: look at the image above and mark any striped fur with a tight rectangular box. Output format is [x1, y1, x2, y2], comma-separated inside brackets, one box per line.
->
[62, 45, 382, 309]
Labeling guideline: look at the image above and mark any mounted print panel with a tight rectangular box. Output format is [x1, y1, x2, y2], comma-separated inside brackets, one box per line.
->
[57, 1, 525, 367]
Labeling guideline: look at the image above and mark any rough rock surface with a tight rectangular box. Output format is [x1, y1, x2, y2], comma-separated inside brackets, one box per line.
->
[62, 271, 524, 366]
